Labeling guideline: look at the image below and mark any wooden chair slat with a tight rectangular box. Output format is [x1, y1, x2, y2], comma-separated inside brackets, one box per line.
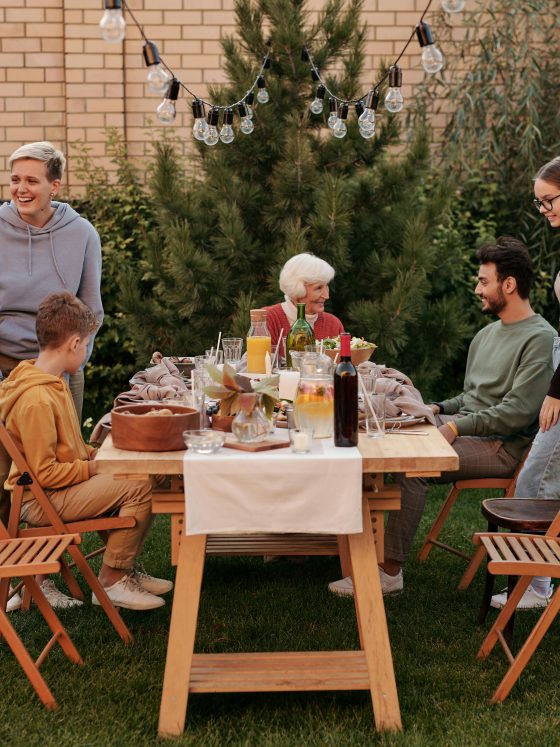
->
[545, 538, 560, 563]
[494, 535, 516, 561]
[519, 536, 546, 564]
[507, 535, 531, 562]
[532, 538, 558, 565]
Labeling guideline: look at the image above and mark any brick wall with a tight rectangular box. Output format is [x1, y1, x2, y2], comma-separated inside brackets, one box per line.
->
[0, 0, 466, 197]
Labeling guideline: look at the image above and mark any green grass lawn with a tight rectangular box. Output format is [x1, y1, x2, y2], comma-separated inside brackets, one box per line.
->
[1, 486, 559, 747]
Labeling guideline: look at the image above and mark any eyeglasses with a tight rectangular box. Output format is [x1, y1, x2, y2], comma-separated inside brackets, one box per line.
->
[533, 194, 560, 212]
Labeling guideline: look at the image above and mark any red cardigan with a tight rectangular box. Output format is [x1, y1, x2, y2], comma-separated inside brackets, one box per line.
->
[264, 303, 344, 345]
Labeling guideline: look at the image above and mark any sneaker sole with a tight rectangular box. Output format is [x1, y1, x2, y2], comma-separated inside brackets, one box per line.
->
[92, 595, 165, 611]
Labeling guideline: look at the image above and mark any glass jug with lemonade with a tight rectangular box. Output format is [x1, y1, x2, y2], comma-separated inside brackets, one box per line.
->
[246, 309, 272, 374]
[294, 372, 334, 439]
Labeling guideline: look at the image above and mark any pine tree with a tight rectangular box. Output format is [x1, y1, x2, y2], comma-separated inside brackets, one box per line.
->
[122, 0, 472, 398]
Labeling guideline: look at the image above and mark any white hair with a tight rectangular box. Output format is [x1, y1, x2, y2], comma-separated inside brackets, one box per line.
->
[279, 253, 335, 302]
[9, 141, 66, 182]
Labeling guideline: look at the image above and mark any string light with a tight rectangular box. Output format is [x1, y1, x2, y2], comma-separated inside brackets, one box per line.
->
[303, 0, 464, 138]
[99, 0, 465, 144]
[142, 41, 172, 94]
[99, 0, 126, 43]
[384, 66, 404, 112]
[156, 77, 179, 123]
[416, 22, 444, 74]
[220, 108, 235, 144]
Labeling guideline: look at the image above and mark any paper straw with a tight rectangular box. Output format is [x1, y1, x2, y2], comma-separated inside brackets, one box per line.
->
[333, 352, 339, 365]
[319, 339, 324, 355]
[216, 331, 222, 353]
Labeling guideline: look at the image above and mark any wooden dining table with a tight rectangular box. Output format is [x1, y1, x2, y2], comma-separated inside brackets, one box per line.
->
[95, 425, 458, 738]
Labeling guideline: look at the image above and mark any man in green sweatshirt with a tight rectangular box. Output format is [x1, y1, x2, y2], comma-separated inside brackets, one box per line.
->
[329, 237, 556, 597]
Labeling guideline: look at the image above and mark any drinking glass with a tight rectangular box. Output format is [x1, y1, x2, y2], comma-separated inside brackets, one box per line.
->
[205, 349, 224, 365]
[222, 338, 243, 364]
[193, 355, 207, 372]
[364, 393, 385, 438]
[191, 369, 210, 428]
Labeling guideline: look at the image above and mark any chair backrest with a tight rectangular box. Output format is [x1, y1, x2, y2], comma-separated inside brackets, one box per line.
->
[0, 420, 68, 536]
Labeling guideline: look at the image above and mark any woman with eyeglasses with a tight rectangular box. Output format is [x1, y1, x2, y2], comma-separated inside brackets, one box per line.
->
[491, 157, 560, 611]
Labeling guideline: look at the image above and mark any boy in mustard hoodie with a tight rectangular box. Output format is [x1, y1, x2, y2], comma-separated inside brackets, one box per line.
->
[0, 291, 172, 610]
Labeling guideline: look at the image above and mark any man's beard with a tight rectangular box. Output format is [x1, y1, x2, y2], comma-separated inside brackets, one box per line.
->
[481, 289, 506, 315]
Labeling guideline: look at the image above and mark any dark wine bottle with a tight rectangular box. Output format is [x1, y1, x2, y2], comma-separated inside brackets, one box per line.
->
[286, 302, 316, 368]
[334, 332, 358, 447]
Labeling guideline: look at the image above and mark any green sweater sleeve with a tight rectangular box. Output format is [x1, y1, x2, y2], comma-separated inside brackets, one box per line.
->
[452, 317, 555, 438]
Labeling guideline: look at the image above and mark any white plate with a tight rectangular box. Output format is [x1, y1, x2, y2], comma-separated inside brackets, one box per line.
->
[385, 415, 426, 427]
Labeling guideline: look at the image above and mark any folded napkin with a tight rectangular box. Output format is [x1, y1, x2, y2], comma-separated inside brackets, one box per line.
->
[357, 362, 436, 425]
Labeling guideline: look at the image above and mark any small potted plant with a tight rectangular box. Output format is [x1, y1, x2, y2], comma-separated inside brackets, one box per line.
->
[204, 364, 279, 432]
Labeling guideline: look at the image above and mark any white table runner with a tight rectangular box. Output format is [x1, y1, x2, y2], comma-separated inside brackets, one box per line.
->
[183, 436, 362, 535]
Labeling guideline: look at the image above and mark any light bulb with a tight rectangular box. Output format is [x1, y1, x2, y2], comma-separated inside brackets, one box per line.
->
[220, 108, 235, 143]
[416, 22, 444, 74]
[203, 108, 220, 146]
[384, 87, 404, 113]
[385, 66, 404, 113]
[310, 84, 326, 115]
[245, 92, 254, 119]
[256, 75, 269, 104]
[191, 99, 208, 141]
[238, 103, 254, 134]
[99, 7, 126, 43]
[204, 126, 219, 146]
[358, 89, 379, 132]
[421, 44, 444, 74]
[240, 116, 254, 134]
[327, 98, 338, 129]
[359, 124, 375, 140]
[257, 88, 269, 104]
[156, 78, 180, 124]
[147, 65, 172, 94]
[442, 0, 465, 11]
[220, 124, 235, 144]
[332, 119, 347, 139]
[156, 99, 176, 124]
[193, 118, 209, 141]
[332, 103, 348, 139]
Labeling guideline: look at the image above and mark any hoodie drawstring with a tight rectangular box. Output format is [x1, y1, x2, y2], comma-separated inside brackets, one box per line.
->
[26, 224, 32, 276]
[49, 231, 66, 286]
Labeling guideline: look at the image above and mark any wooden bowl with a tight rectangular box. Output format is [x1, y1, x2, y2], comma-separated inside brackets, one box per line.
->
[111, 403, 199, 451]
[323, 346, 375, 366]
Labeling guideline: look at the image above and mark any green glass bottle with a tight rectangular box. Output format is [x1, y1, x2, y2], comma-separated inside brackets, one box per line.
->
[286, 303, 316, 368]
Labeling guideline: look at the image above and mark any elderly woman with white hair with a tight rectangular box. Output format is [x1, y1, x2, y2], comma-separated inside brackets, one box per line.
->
[0, 141, 103, 609]
[265, 252, 344, 345]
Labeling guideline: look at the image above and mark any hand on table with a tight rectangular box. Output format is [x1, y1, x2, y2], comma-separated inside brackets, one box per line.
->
[430, 404, 441, 415]
[539, 395, 560, 432]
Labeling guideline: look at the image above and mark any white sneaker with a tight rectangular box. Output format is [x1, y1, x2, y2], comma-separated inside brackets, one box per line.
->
[133, 567, 173, 596]
[40, 579, 83, 609]
[93, 573, 165, 611]
[328, 567, 404, 597]
[491, 584, 553, 610]
[6, 589, 22, 612]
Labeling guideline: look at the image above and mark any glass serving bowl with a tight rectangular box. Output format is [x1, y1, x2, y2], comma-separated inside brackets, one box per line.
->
[183, 429, 226, 454]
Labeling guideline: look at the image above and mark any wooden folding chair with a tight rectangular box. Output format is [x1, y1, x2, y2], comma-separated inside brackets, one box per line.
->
[417, 451, 528, 564]
[0, 421, 134, 644]
[0, 521, 83, 709]
[469, 509, 560, 702]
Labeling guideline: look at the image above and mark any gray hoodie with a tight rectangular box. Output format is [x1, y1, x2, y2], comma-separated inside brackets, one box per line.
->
[0, 200, 103, 359]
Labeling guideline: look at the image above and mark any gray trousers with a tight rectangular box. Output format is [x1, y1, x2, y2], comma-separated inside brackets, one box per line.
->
[385, 414, 519, 563]
[0, 354, 84, 526]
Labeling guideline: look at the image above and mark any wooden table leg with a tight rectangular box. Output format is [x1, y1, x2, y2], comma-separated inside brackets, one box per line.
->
[158, 531, 207, 739]
[348, 497, 402, 732]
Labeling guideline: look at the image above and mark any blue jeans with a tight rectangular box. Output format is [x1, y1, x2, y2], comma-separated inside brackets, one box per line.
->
[515, 337, 560, 499]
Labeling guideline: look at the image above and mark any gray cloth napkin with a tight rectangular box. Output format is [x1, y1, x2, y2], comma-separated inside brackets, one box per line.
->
[358, 363, 436, 425]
